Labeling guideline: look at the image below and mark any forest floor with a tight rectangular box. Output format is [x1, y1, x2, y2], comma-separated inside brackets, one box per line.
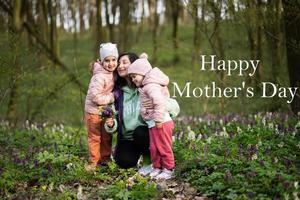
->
[1, 113, 299, 199]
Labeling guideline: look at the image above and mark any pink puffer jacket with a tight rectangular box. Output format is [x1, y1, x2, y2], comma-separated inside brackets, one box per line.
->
[139, 67, 170, 122]
[84, 61, 115, 114]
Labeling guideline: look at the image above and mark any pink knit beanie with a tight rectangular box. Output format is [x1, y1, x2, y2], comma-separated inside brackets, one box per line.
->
[127, 54, 152, 76]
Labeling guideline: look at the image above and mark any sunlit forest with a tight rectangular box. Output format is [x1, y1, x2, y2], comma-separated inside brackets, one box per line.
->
[0, 0, 299, 199]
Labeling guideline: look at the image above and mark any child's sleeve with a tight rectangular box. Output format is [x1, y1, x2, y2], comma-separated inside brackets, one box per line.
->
[104, 119, 118, 133]
[89, 76, 114, 105]
[144, 84, 165, 122]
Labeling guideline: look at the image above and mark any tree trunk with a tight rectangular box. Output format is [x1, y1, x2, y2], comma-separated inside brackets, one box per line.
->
[282, 0, 300, 115]
[48, 0, 60, 68]
[12, 0, 22, 31]
[191, 0, 201, 66]
[245, 0, 263, 87]
[37, 0, 48, 69]
[79, 0, 85, 33]
[264, 0, 284, 83]
[7, 1, 23, 128]
[24, 1, 34, 47]
[148, 0, 158, 63]
[135, 0, 145, 43]
[119, 0, 130, 52]
[57, 0, 65, 31]
[170, 0, 180, 63]
[88, 1, 94, 29]
[104, 0, 115, 43]
[210, 1, 226, 111]
[254, 0, 263, 87]
[95, 0, 104, 59]
[227, 0, 235, 19]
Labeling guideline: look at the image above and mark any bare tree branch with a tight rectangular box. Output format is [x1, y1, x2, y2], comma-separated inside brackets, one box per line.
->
[0, 1, 87, 94]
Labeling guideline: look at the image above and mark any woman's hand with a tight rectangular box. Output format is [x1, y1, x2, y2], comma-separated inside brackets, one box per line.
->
[106, 118, 115, 128]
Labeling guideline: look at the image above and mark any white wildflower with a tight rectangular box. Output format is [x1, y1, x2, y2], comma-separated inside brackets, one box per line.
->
[296, 142, 300, 149]
[197, 133, 202, 141]
[25, 120, 30, 129]
[284, 194, 289, 200]
[77, 185, 84, 200]
[178, 131, 184, 140]
[207, 137, 212, 144]
[295, 121, 300, 129]
[207, 120, 211, 126]
[251, 154, 258, 160]
[59, 184, 65, 192]
[277, 142, 284, 148]
[187, 126, 196, 141]
[48, 182, 54, 192]
[220, 127, 229, 138]
[275, 125, 280, 135]
[219, 119, 223, 126]
[237, 126, 242, 134]
[295, 182, 299, 190]
[268, 122, 274, 130]
[257, 139, 262, 147]
[262, 117, 266, 126]
[293, 191, 299, 200]
[66, 163, 74, 170]
[172, 135, 176, 142]
[247, 124, 252, 131]
[274, 157, 278, 163]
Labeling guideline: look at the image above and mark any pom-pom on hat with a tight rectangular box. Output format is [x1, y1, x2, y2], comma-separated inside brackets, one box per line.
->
[99, 43, 118, 61]
[127, 56, 152, 76]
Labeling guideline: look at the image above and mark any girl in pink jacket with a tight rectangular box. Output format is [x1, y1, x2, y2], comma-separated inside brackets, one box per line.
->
[84, 43, 118, 171]
[127, 54, 175, 180]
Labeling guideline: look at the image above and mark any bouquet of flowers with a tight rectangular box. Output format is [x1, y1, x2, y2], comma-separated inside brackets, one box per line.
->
[98, 104, 118, 119]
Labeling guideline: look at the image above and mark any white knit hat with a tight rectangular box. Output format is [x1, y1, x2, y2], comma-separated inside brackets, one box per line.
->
[99, 43, 118, 61]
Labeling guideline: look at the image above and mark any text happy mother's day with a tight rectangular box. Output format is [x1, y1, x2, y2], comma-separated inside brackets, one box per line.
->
[172, 55, 298, 104]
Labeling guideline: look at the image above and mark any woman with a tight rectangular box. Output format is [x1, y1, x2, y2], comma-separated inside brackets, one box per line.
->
[105, 52, 152, 172]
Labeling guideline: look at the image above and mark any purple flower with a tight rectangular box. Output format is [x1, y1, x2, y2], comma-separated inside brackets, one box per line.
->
[224, 170, 232, 182]
[34, 160, 39, 168]
[283, 181, 290, 190]
[248, 192, 254, 199]
[100, 105, 117, 118]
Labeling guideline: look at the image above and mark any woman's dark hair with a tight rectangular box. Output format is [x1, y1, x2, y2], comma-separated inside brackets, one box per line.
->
[118, 52, 139, 64]
[115, 52, 139, 88]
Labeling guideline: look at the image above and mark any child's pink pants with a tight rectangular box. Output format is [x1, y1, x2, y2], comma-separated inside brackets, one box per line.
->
[149, 120, 175, 170]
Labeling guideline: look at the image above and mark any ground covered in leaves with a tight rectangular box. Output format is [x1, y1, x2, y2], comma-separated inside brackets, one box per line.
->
[0, 112, 299, 199]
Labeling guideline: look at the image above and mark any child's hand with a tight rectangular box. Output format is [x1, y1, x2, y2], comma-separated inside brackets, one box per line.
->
[155, 122, 163, 129]
[142, 99, 152, 109]
[106, 118, 115, 128]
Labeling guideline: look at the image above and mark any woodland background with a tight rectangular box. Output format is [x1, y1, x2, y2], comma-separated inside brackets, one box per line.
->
[0, 0, 299, 127]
